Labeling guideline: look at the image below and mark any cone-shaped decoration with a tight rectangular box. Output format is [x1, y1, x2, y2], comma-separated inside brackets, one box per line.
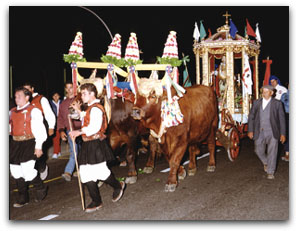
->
[68, 32, 84, 58]
[106, 33, 122, 59]
[162, 31, 178, 59]
[125, 32, 140, 61]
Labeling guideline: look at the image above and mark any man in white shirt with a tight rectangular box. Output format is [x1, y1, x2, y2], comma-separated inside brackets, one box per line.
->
[69, 83, 125, 213]
[269, 75, 288, 100]
[23, 83, 56, 180]
[9, 87, 48, 208]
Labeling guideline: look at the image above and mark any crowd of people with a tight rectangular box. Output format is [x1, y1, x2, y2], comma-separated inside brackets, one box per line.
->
[9, 81, 125, 213]
[9, 74, 289, 212]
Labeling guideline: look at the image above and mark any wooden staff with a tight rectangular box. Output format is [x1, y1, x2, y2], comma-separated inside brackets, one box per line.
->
[68, 114, 85, 211]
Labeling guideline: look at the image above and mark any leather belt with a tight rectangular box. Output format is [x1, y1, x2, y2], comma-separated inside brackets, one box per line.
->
[13, 134, 34, 141]
[82, 133, 106, 142]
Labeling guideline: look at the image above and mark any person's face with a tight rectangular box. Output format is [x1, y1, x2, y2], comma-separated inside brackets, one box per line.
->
[23, 85, 34, 93]
[262, 88, 273, 100]
[52, 93, 60, 102]
[81, 89, 94, 104]
[65, 84, 74, 97]
[270, 79, 278, 87]
[15, 91, 29, 107]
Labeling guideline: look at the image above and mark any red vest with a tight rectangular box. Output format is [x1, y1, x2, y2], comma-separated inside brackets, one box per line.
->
[10, 104, 35, 136]
[31, 94, 43, 114]
[82, 103, 107, 140]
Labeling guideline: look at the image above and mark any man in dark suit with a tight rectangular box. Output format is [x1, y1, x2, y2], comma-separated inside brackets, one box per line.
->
[248, 85, 286, 179]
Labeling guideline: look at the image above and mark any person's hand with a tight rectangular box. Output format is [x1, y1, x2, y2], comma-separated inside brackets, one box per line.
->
[48, 128, 54, 136]
[71, 101, 82, 114]
[248, 132, 254, 140]
[60, 131, 67, 141]
[34, 149, 43, 158]
[69, 130, 81, 140]
[280, 135, 286, 144]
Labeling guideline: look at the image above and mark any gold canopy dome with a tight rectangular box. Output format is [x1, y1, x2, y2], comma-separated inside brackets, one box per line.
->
[193, 13, 261, 114]
[194, 23, 260, 59]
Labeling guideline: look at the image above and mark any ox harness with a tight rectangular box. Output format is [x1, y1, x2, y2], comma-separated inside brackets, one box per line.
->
[150, 96, 184, 143]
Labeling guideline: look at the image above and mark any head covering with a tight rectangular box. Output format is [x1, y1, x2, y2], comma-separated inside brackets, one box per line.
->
[162, 31, 179, 59]
[262, 85, 274, 91]
[124, 32, 140, 61]
[68, 32, 84, 58]
[106, 33, 122, 60]
[269, 75, 281, 86]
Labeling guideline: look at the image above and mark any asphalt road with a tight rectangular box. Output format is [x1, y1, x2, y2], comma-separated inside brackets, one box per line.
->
[9, 138, 289, 220]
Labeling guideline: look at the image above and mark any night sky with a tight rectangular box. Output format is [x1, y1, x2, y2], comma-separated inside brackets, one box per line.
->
[9, 6, 289, 99]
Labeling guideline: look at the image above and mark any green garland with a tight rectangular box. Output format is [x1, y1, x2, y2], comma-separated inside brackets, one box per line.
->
[100, 55, 126, 68]
[156, 56, 182, 67]
[63, 54, 86, 64]
[123, 58, 143, 67]
[101, 55, 143, 68]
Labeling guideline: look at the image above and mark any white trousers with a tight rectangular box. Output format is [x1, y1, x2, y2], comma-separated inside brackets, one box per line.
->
[10, 160, 37, 182]
[79, 161, 111, 183]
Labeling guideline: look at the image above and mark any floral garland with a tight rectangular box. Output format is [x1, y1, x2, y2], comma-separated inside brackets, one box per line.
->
[63, 54, 86, 64]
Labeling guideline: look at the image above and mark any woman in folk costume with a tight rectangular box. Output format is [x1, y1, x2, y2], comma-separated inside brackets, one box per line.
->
[69, 83, 125, 213]
[9, 87, 48, 208]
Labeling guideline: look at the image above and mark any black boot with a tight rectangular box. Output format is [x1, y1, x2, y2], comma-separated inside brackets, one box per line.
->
[104, 174, 125, 202]
[14, 178, 29, 208]
[84, 181, 103, 213]
[31, 175, 48, 202]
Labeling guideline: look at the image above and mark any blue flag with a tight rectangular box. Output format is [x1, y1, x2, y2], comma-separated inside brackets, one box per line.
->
[230, 19, 238, 39]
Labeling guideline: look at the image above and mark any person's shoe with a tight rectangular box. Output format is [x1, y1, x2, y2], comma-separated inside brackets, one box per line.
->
[264, 165, 267, 173]
[97, 181, 104, 188]
[35, 185, 48, 202]
[73, 171, 78, 177]
[112, 181, 125, 202]
[267, 174, 275, 180]
[85, 201, 103, 213]
[281, 155, 289, 162]
[40, 165, 48, 181]
[52, 153, 61, 159]
[62, 172, 71, 182]
[13, 200, 29, 208]
[119, 160, 127, 167]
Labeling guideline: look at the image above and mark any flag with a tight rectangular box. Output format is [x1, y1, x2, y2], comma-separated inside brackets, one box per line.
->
[208, 28, 212, 37]
[255, 23, 261, 42]
[183, 69, 191, 87]
[193, 22, 200, 41]
[242, 54, 253, 96]
[246, 19, 256, 37]
[200, 20, 207, 40]
[229, 19, 238, 39]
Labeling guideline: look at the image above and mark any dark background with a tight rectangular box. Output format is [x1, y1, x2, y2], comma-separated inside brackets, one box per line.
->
[9, 6, 289, 99]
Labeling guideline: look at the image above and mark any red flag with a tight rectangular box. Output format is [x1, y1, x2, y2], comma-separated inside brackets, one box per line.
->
[246, 19, 256, 37]
[208, 28, 212, 37]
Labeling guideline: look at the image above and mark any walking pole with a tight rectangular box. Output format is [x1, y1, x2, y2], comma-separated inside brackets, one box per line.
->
[68, 114, 85, 211]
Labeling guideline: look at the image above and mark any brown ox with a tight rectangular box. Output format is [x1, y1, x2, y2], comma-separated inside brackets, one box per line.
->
[132, 84, 218, 192]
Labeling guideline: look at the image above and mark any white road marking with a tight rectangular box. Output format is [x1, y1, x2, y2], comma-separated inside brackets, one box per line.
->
[38, 214, 59, 220]
[160, 152, 210, 173]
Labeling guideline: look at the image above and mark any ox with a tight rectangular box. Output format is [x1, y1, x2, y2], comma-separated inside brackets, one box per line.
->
[70, 89, 160, 184]
[132, 83, 218, 192]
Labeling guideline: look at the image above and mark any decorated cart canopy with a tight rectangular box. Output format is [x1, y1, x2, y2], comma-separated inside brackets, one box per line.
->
[193, 12, 260, 117]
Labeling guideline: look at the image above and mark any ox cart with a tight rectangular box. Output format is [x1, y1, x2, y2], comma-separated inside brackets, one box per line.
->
[193, 15, 260, 161]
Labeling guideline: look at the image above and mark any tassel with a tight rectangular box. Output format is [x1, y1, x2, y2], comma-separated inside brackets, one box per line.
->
[71, 62, 77, 96]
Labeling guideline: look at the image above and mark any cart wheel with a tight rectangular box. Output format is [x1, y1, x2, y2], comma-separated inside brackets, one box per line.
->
[227, 127, 240, 161]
